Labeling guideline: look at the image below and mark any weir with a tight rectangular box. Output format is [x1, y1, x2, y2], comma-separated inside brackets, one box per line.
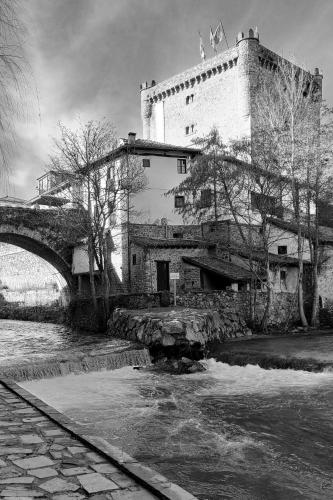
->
[0, 348, 151, 382]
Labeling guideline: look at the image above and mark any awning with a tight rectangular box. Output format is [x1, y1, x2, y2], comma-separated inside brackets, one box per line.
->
[182, 256, 253, 282]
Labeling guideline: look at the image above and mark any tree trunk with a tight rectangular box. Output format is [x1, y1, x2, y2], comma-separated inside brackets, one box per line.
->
[311, 260, 319, 326]
[297, 231, 308, 327]
[260, 258, 272, 332]
[87, 176, 98, 315]
[88, 234, 98, 313]
[102, 232, 111, 319]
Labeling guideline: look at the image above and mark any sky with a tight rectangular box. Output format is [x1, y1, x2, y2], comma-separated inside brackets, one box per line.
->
[3, 0, 333, 200]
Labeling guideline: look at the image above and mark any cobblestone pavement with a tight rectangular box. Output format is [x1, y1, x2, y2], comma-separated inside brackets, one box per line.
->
[0, 382, 158, 499]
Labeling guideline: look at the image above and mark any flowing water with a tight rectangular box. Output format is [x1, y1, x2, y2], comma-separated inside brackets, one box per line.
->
[0, 319, 150, 380]
[23, 360, 333, 499]
[3, 319, 333, 499]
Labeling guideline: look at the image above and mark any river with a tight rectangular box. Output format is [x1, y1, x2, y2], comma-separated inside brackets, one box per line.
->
[2, 320, 333, 499]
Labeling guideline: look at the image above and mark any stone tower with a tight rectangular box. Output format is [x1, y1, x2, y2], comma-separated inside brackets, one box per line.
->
[140, 28, 322, 146]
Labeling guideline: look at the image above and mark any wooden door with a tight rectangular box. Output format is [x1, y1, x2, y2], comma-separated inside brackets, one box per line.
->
[156, 261, 170, 291]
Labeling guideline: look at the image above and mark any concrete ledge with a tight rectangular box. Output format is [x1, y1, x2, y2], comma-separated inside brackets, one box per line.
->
[0, 375, 198, 500]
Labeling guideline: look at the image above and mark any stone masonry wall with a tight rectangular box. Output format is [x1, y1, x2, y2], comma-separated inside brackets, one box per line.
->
[108, 307, 252, 355]
[122, 223, 203, 292]
[73, 288, 299, 332]
[130, 245, 208, 293]
[176, 289, 299, 327]
[141, 46, 240, 146]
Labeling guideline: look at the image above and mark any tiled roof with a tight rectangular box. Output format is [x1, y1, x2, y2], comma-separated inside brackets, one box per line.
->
[182, 256, 253, 281]
[124, 138, 200, 153]
[131, 236, 213, 249]
[223, 244, 303, 265]
[268, 217, 333, 245]
[92, 139, 200, 168]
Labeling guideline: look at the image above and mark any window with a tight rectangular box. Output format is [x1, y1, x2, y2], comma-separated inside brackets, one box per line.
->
[132, 254, 137, 265]
[175, 195, 185, 208]
[280, 270, 287, 284]
[278, 245, 287, 255]
[200, 189, 212, 208]
[186, 94, 194, 105]
[173, 232, 183, 239]
[142, 159, 150, 168]
[177, 159, 187, 174]
[251, 191, 277, 215]
[185, 124, 195, 135]
[107, 166, 111, 180]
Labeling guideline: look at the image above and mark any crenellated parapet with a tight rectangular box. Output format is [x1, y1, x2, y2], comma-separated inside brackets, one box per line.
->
[140, 47, 238, 105]
[139, 26, 323, 145]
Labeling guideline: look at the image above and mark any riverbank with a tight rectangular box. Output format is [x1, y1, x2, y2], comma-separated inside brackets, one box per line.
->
[209, 330, 333, 371]
[0, 302, 68, 324]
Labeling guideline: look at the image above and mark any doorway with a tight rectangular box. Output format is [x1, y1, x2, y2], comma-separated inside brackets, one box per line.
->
[156, 261, 170, 291]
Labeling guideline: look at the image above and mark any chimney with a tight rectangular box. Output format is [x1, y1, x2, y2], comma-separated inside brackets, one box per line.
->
[128, 132, 136, 145]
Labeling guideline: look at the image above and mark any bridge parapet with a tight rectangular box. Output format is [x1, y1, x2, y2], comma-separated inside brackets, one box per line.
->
[0, 207, 88, 292]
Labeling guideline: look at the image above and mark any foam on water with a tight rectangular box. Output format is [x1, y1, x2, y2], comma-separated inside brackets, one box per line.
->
[192, 358, 333, 395]
[22, 357, 333, 500]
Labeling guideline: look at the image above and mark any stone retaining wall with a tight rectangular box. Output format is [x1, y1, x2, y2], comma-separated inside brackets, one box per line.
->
[175, 290, 299, 327]
[108, 308, 252, 355]
[73, 290, 299, 332]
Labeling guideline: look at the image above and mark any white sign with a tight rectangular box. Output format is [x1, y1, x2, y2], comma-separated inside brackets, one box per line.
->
[170, 272, 180, 280]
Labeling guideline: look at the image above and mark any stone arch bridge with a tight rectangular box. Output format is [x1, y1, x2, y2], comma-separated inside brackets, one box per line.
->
[0, 207, 87, 295]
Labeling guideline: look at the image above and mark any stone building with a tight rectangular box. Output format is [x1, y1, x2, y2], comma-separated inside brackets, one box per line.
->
[123, 221, 302, 295]
[140, 28, 322, 147]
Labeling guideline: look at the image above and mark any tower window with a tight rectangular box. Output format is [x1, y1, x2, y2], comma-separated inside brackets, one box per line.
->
[177, 159, 187, 174]
[175, 195, 185, 208]
[186, 94, 194, 105]
[132, 254, 137, 265]
[142, 159, 150, 168]
[278, 245, 287, 255]
[185, 126, 190, 135]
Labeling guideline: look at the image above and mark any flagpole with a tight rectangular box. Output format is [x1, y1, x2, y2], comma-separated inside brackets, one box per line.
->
[210, 26, 217, 54]
[220, 19, 229, 49]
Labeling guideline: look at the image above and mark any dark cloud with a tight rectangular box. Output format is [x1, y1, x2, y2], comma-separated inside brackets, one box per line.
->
[2, 0, 333, 199]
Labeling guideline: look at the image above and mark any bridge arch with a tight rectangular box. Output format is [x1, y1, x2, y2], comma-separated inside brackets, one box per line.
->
[0, 227, 75, 293]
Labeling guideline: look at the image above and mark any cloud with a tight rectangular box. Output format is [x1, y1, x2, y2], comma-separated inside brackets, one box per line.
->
[4, 0, 333, 200]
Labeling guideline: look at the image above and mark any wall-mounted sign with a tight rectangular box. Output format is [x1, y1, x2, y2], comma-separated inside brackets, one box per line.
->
[170, 272, 180, 280]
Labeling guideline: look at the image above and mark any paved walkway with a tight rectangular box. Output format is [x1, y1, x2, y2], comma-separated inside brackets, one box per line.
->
[0, 381, 164, 499]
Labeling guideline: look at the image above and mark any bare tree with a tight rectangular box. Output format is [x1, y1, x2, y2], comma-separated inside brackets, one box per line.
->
[168, 128, 290, 331]
[0, 0, 29, 175]
[48, 119, 147, 320]
[252, 57, 332, 327]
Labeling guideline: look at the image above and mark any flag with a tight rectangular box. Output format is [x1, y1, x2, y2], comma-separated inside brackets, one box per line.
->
[210, 27, 216, 52]
[213, 21, 223, 46]
[199, 33, 206, 61]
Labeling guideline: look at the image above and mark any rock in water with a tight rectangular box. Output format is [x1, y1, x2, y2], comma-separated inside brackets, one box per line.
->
[153, 357, 206, 374]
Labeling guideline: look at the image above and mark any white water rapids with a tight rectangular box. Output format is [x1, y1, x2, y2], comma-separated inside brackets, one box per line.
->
[22, 359, 333, 500]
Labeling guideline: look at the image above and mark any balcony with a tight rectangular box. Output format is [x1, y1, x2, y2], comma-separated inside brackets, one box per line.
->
[37, 171, 69, 195]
